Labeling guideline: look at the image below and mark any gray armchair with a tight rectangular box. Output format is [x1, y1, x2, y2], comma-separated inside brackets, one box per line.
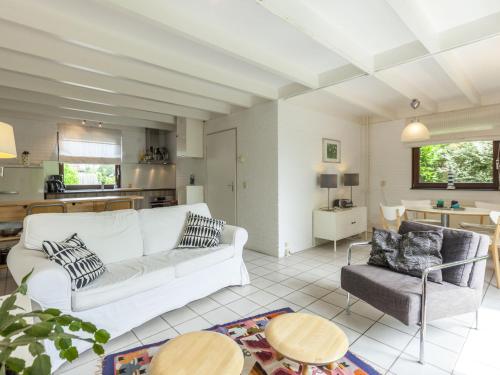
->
[341, 221, 489, 364]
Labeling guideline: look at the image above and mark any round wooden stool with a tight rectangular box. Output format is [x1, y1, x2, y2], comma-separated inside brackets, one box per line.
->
[149, 331, 243, 375]
[265, 312, 349, 375]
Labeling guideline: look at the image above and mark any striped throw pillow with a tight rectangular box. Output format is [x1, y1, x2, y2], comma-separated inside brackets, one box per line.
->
[42, 233, 105, 290]
[178, 212, 225, 248]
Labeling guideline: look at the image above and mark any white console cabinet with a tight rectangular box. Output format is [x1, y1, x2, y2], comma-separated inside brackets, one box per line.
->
[313, 206, 368, 251]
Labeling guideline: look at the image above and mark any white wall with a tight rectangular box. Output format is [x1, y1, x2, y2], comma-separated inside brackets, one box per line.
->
[205, 101, 279, 255]
[278, 101, 366, 256]
[368, 119, 500, 227]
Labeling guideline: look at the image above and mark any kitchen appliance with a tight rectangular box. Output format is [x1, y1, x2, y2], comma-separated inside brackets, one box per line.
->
[150, 196, 177, 208]
[46, 175, 65, 193]
[334, 199, 353, 208]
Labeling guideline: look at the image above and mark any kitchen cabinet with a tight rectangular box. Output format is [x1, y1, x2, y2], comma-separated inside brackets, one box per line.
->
[177, 118, 204, 158]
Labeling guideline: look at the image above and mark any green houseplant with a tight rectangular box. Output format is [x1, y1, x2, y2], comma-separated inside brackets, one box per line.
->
[0, 271, 110, 375]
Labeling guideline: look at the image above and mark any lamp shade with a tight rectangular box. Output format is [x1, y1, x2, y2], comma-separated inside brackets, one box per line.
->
[401, 121, 430, 142]
[320, 174, 337, 188]
[0, 122, 17, 158]
[343, 173, 359, 187]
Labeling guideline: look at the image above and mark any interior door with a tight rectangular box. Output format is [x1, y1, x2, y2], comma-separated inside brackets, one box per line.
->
[206, 129, 236, 224]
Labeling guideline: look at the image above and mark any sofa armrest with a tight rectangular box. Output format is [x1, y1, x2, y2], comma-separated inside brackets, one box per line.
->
[221, 225, 248, 256]
[7, 244, 72, 311]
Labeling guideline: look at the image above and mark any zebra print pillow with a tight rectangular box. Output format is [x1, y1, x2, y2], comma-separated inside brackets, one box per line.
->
[42, 233, 105, 290]
[178, 212, 226, 248]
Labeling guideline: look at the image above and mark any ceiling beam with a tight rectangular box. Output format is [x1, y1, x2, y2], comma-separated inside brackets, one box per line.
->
[0, 1, 279, 100]
[257, 0, 437, 113]
[373, 70, 438, 113]
[0, 20, 256, 109]
[0, 98, 173, 130]
[0, 48, 232, 114]
[386, 0, 481, 105]
[0, 86, 175, 124]
[103, 0, 318, 88]
[0, 69, 211, 120]
[257, 0, 373, 74]
[323, 87, 397, 120]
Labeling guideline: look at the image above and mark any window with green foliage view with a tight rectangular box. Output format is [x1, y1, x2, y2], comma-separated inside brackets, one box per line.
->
[413, 140, 499, 189]
[63, 163, 117, 186]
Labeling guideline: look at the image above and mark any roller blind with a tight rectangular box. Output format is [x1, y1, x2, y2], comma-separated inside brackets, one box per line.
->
[404, 103, 500, 148]
[58, 124, 122, 164]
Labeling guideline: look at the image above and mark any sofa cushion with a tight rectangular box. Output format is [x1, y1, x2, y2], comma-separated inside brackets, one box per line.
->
[341, 264, 479, 325]
[178, 212, 225, 248]
[139, 203, 212, 255]
[398, 221, 480, 286]
[42, 233, 105, 290]
[72, 253, 175, 311]
[23, 210, 143, 265]
[167, 245, 236, 277]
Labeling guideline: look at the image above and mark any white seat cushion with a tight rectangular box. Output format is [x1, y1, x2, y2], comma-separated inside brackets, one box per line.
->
[138, 203, 212, 255]
[166, 245, 236, 277]
[23, 210, 143, 265]
[72, 253, 175, 311]
[72, 244, 235, 310]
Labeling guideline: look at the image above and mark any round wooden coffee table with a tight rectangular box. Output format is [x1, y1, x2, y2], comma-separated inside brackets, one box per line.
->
[149, 331, 243, 375]
[265, 312, 349, 375]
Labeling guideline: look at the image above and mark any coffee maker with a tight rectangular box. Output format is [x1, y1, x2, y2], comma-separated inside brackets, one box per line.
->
[46, 175, 65, 193]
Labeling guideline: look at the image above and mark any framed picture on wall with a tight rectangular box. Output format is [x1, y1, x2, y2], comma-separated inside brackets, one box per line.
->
[322, 138, 341, 163]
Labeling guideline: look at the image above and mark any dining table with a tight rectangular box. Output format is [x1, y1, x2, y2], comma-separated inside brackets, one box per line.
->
[405, 206, 491, 227]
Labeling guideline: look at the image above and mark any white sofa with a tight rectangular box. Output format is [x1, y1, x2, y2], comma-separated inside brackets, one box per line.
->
[7, 203, 249, 372]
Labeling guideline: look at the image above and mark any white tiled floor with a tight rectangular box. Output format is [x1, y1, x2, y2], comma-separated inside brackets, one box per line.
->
[55, 239, 500, 375]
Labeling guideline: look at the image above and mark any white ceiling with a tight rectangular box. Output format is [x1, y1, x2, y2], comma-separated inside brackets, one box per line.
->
[1, 0, 500, 127]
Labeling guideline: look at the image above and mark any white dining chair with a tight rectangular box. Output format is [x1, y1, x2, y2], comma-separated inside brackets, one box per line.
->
[379, 203, 405, 231]
[401, 199, 440, 225]
[459, 209, 500, 288]
[459, 201, 500, 230]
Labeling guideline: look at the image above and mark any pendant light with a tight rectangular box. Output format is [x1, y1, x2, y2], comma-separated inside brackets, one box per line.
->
[401, 99, 430, 142]
[0, 122, 17, 177]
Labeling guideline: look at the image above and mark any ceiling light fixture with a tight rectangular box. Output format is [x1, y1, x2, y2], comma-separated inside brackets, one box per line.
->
[81, 120, 86, 125]
[98, 122, 103, 128]
[401, 99, 430, 142]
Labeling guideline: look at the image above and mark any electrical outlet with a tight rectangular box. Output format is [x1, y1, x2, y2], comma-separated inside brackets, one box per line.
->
[284, 242, 291, 257]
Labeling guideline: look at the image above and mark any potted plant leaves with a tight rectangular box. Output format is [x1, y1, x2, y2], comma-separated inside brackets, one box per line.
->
[0, 270, 110, 375]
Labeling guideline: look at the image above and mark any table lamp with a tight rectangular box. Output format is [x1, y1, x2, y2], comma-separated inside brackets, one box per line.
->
[343, 173, 359, 204]
[320, 174, 337, 210]
[0, 122, 17, 177]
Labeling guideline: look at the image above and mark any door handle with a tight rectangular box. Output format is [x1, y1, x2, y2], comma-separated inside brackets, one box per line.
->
[226, 182, 234, 192]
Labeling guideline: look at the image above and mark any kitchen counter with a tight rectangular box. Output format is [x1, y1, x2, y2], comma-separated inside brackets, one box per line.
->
[0, 195, 145, 224]
[49, 187, 175, 194]
[0, 195, 144, 208]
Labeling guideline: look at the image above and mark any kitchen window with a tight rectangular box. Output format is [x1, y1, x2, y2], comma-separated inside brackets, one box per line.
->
[57, 123, 122, 190]
[61, 163, 121, 189]
[412, 140, 499, 189]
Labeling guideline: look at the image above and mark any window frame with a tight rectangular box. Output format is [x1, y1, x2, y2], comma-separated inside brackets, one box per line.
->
[411, 140, 499, 190]
[59, 163, 122, 190]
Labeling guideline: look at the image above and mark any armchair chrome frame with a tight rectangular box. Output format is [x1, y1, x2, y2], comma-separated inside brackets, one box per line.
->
[419, 255, 487, 364]
[345, 242, 489, 365]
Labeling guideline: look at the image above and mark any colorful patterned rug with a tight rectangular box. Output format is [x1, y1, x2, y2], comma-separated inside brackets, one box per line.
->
[101, 308, 380, 375]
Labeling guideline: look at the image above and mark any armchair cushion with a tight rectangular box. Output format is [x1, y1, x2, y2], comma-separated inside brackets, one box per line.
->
[369, 228, 443, 282]
[341, 264, 480, 325]
[399, 221, 480, 286]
